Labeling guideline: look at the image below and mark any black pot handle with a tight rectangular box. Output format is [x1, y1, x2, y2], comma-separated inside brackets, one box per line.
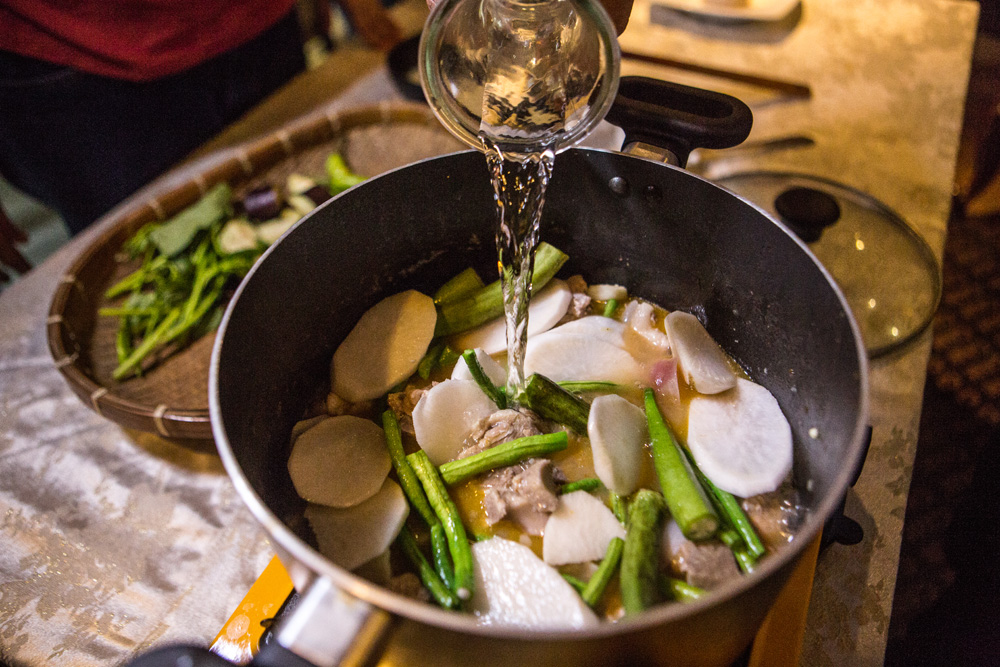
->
[604, 76, 753, 167]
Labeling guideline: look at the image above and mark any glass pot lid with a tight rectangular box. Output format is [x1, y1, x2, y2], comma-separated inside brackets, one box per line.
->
[716, 171, 942, 357]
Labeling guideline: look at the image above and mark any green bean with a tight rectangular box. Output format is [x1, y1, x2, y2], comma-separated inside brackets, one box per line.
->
[417, 342, 445, 380]
[559, 478, 602, 495]
[602, 298, 618, 318]
[461, 349, 506, 409]
[557, 380, 621, 395]
[610, 492, 628, 525]
[643, 389, 719, 541]
[397, 526, 459, 609]
[562, 573, 588, 594]
[430, 523, 455, 589]
[381, 410, 437, 527]
[719, 529, 756, 574]
[659, 576, 706, 603]
[438, 432, 568, 485]
[408, 450, 474, 600]
[688, 455, 766, 560]
[582, 536, 624, 607]
[620, 489, 665, 615]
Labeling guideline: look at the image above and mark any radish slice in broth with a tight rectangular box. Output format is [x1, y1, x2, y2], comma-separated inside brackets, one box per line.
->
[304, 479, 409, 571]
[542, 315, 626, 348]
[452, 279, 572, 354]
[412, 379, 497, 465]
[287, 415, 391, 508]
[331, 290, 437, 402]
[543, 491, 627, 565]
[664, 311, 737, 395]
[686, 378, 793, 498]
[588, 394, 649, 495]
[451, 348, 506, 386]
[524, 333, 645, 385]
[471, 537, 598, 629]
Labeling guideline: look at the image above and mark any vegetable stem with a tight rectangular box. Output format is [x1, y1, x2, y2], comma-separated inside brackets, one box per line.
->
[461, 349, 506, 409]
[644, 389, 719, 541]
[581, 536, 624, 607]
[559, 478, 602, 495]
[516, 373, 590, 434]
[434, 267, 485, 304]
[610, 492, 628, 525]
[381, 410, 438, 527]
[620, 489, 665, 615]
[602, 299, 618, 318]
[557, 381, 621, 395]
[659, 576, 706, 603]
[397, 526, 460, 609]
[430, 523, 455, 589]
[562, 573, 588, 594]
[408, 450, 474, 600]
[687, 453, 766, 560]
[438, 432, 568, 486]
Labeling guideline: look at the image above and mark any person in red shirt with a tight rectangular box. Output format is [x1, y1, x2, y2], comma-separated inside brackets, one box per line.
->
[0, 1, 307, 236]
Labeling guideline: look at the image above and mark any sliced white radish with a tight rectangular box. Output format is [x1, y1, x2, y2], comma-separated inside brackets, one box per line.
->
[451, 279, 572, 354]
[664, 310, 737, 395]
[290, 415, 328, 443]
[256, 209, 301, 246]
[524, 333, 645, 386]
[659, 517, 687, 563]
[287, 415, 391, 508]
[541, 315, 626, 348]
[218, 218, 258, 254]
[471, 537, 598, 630]
[587, 395, 649, 495]
[686, 378, 793, 498]
[304, 479, 409, 571]
[411, 379, 497, 465]
[587, 283, 627, 301]
[542, 490, 626, 565]
[331, 290, 437, 402]
[451, 348, 507, 386]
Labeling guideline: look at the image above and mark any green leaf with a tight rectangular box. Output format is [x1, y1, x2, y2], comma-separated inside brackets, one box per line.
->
[326, 153, 365, 194]
[148, 183, 232, 257]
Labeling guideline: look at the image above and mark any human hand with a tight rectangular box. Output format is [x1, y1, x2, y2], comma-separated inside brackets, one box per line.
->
[340, 0, 404, 51]
[0, 202, 30, 284]
[425, 0, 634, 34]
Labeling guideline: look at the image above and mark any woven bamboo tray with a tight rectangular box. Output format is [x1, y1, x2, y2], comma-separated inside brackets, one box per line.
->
[47, 102, 464, 441]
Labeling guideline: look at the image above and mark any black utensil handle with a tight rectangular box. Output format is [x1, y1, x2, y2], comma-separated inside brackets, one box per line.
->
[605, 76, 753, 167]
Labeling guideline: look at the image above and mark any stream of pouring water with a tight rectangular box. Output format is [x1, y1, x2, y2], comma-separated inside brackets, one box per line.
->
[483, 139, 557, 399]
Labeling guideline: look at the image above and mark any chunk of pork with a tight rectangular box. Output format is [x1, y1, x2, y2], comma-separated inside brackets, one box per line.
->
[482, 459, 566, 536]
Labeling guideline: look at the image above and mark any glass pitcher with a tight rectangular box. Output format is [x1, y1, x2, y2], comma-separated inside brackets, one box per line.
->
[419, 0, 621, 154]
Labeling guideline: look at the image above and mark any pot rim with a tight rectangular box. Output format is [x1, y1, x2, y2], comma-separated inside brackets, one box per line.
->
[208, 147, 871, 640]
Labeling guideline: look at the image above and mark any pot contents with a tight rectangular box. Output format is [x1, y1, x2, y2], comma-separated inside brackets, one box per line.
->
[286, 243, 807, 629]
